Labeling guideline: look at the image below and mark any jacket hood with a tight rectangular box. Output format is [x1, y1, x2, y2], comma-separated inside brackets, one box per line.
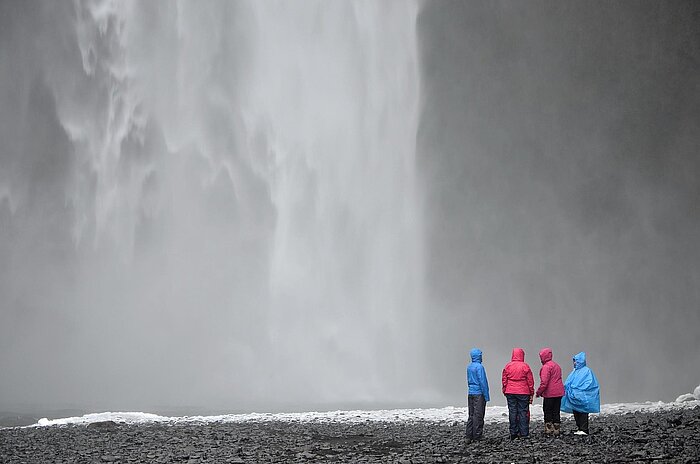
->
[470, 348, 483, 363]
[573, 351, 587, 369]
[511, 347, 525, 362]
[539, 347, 553, 365]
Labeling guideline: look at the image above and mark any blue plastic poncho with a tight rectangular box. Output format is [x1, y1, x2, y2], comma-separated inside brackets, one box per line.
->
[560, 352, 600, 413]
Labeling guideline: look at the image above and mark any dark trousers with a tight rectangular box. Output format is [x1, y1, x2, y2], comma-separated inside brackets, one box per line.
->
[573, 411, 589, 434]
[542, 396, 562, 423]
[506, 394, 530, 438]
[466, 394, 486, 439]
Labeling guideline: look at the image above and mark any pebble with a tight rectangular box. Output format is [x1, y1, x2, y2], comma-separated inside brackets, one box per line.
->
[0, 406, 698, 463]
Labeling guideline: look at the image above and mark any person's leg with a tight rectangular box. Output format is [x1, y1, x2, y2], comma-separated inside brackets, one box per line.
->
[573, 410, 589, 434]
[552, 397, 562, 435]
[466, 395, 475, 439]
[552, 397, 562, 424]
[506, 394, 519, 439]
[580, 412, 589, 434]
[474, 394, 486, 439]
[516, 394, 530, 437]
[542, 397, 553, 434]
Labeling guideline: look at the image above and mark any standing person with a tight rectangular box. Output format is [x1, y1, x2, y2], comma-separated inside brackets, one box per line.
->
[466, 348, 490, 443]
[535, 347, 565, 436]
[561, 352, 600, 435]
[502, 348, 534, 439]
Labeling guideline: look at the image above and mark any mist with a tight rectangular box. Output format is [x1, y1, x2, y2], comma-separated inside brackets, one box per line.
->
[0, 0, 426, 414]
[1, 1, 698, 416]
[417, 1, 700, 404]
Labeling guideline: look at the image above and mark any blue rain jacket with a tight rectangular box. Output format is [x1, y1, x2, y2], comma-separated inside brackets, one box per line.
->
[467, 348, 490, 402]
[561, 352, 600, 413]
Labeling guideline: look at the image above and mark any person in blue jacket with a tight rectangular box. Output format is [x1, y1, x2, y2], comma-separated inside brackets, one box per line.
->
[561, 351, 600, 435]
[466, 348, 490, 442]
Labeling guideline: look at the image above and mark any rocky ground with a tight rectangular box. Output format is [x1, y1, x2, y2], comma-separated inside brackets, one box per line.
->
[1, 406, 699, 463]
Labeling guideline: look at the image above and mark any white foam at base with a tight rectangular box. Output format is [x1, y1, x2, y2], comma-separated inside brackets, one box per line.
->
[37, 412, 168, 427]
[32, 399, 699, 428]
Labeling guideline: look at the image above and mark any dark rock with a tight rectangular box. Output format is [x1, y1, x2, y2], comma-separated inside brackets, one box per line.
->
[1, 408, 699, 463]
[87, 421, 118, 430]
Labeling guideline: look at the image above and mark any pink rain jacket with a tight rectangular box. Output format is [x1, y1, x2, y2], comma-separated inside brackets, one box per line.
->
[535, 347, 565, 398]
[502, 348, 534, 396]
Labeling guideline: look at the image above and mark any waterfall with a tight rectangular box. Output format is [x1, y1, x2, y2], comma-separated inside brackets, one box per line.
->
[246, 2, 424, 403]
[0, 0, 425, 410]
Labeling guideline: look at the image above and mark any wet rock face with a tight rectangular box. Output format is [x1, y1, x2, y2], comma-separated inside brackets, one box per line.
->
[1, 407, 699, 463]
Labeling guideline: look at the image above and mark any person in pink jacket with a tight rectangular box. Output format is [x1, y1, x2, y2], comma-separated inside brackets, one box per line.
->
[502, 348, 534, 438]
[535, 347, 565, 436]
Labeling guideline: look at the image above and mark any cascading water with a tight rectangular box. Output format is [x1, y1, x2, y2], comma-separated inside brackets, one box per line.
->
[0, 1, 426, 411]
[247, 2, 424, 404]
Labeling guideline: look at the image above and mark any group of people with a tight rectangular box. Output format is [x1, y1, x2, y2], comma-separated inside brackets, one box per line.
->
[465, 347, 600, 442]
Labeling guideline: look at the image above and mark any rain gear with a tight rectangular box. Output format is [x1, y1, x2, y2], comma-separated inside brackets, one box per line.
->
[467, 348, 490, 402]
[536, 347, 565, 398]
[502, 348, 534, 396]
[561, 352, 600, 413]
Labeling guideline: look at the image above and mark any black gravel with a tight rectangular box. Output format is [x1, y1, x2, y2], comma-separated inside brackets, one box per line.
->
[1, 406, 699, 463]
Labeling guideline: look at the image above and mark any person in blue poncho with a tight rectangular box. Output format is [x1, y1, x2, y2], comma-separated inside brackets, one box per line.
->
[466, 348, 490, 442]
[561, 352, 600, 435]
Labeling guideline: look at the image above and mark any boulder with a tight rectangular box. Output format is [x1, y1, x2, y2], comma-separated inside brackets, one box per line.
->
[87, 420, 118, 430]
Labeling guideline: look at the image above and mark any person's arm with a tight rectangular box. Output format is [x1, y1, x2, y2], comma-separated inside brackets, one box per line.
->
[479, 366, 490, 402]
[563, 371, 573, 398]
[536, 365, 550, 398]
[527, 366, 535, 397]
[502, 367, 508, 394]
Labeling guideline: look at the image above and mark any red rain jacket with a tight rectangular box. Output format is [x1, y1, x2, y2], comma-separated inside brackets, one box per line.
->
[502, 348, 535, 396]
[535, 347, 565, 398]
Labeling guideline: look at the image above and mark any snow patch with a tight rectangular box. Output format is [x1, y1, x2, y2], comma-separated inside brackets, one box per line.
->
[37, 412, 168, 427]
[30, 400, 700, 428]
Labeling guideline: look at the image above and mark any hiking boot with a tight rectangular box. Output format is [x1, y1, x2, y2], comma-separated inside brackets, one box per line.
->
[574, 430, 588, 436]
[552, 423, 560, 436]
[544, 422, 553, 435]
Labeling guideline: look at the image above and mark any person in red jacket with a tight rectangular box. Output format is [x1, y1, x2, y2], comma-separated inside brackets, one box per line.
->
[502, 347, 534, 439]
[535, 347, 565, 436]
